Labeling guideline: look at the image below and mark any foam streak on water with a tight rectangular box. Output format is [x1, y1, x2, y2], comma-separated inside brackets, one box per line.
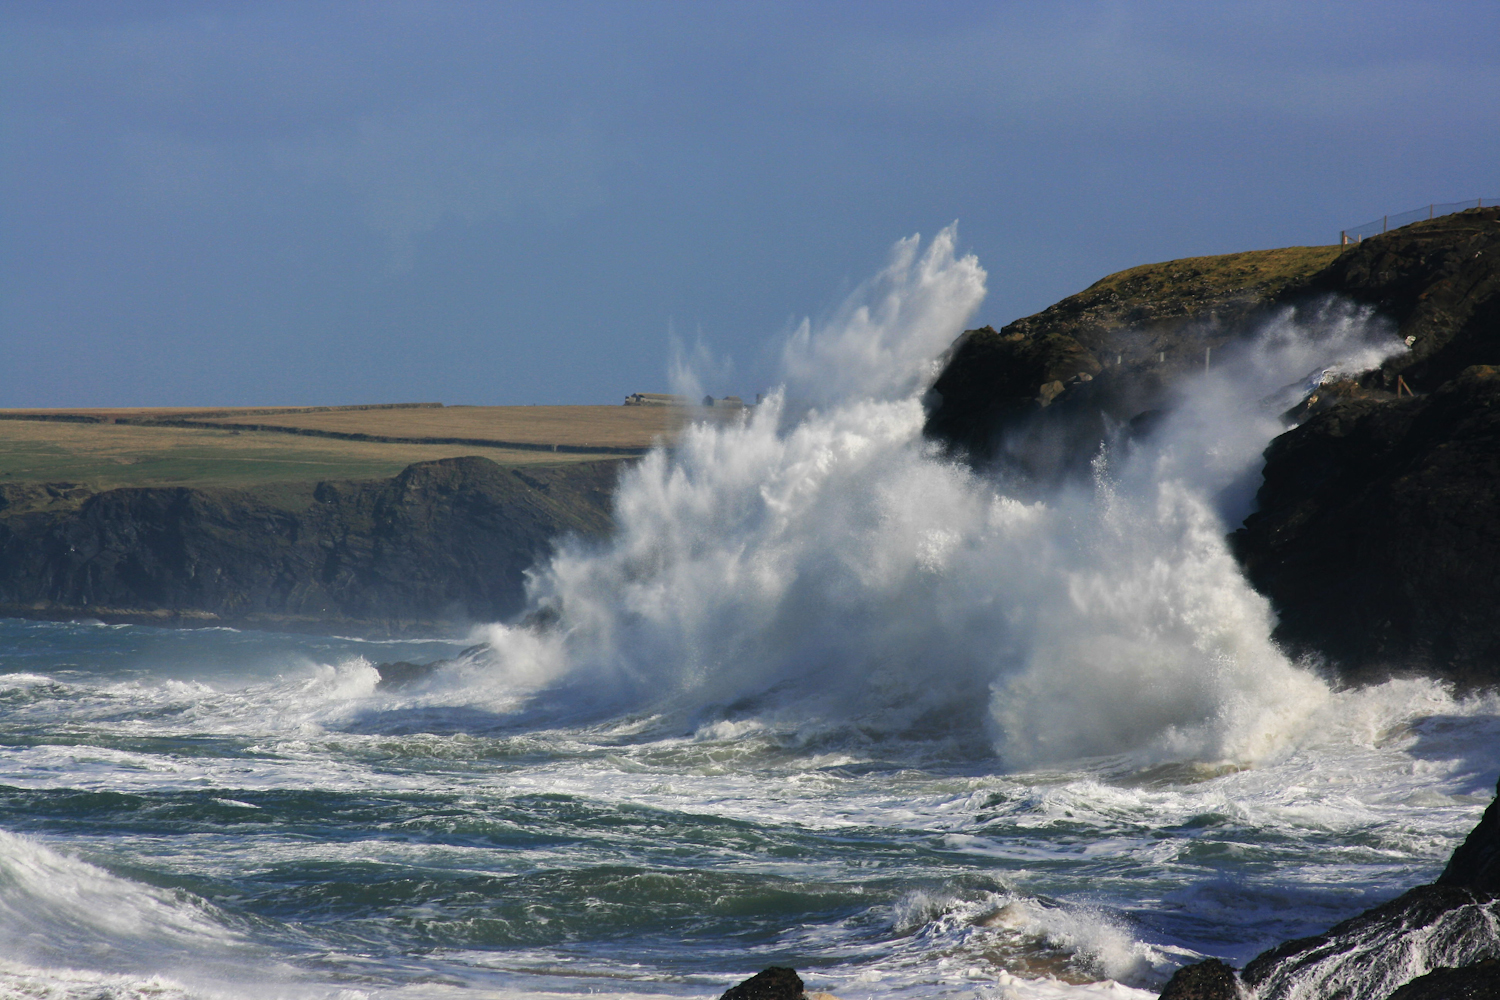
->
[2, 230, 1498, 999]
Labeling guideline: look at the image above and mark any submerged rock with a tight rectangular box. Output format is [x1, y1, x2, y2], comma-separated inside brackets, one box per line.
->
[373, 642, 491, 689]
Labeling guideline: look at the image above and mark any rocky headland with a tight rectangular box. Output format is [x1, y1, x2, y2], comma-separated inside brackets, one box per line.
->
[924, 206, 1500, 997]
[0, 456, 620, 635]
[927, 207, 1500, 684]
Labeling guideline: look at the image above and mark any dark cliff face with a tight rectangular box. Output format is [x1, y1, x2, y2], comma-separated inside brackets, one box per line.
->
[1236, 209, 1500, 682]
[1312, 208, 1500, 393]
[0, 456, 620, 634]
[1232, 366, 1500, 680]
[926, 208, 1500, 682]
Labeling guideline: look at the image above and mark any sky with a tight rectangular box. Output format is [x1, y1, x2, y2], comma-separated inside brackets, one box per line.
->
[2, 1, 1497, 407]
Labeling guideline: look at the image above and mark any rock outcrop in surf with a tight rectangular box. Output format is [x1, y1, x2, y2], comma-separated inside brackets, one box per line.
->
[926, 207, 1500, 683]
[1159, 776, 1500, 1000]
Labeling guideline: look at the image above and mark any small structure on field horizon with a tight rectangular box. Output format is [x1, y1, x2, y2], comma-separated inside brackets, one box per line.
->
[623, 393, 691, 406]
[703, 395, 745, 409]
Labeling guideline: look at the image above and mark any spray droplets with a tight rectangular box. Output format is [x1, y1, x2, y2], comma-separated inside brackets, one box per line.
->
[474, 233, 1404, 769]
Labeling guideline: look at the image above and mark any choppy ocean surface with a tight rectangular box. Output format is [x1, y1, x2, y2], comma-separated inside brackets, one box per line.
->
[5, 229, 1497, 999]
[2, 619, 1497, 1000]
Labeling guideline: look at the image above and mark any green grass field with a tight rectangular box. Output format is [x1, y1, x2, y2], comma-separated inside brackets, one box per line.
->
[0, 405, 690, 489]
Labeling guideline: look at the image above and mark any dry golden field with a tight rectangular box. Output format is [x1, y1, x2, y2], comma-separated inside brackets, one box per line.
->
[202, 404, 685, 449]
[0, 404, 696, 489]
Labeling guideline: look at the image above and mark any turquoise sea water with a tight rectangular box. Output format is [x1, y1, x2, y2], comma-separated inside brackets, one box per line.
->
[1, 617, 1496, 1000]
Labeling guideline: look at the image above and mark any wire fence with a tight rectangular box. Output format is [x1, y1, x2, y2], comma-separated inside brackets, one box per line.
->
[1341, 199, 1497, 244]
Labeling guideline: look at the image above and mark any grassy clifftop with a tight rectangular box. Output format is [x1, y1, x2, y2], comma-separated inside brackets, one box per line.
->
[0, 404, 686, 490]
[1002, 243, 1343, 359]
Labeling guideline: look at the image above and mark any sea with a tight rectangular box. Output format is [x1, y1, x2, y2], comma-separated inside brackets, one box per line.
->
[4, 228, 1498, 1000]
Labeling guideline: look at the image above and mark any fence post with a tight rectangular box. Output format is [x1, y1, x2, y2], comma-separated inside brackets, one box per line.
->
[1341, 230, 1347, 245]
[1429, 204, 1434, 219]
[1383, 215, 1388, 233]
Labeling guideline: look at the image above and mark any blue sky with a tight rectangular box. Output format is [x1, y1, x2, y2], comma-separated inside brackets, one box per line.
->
[3, 1, 1496, 407]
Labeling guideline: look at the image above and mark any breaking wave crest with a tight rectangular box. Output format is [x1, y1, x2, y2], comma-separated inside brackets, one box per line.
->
[454, 226, 1405, 770]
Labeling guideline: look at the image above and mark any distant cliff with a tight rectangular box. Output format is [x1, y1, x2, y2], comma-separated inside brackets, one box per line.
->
[0, 456, 620, 635]
[926, 207, 1500, 682]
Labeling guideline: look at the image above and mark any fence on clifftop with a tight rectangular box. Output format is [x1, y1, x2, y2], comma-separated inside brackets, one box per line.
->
[1341, 199, 1497, 244]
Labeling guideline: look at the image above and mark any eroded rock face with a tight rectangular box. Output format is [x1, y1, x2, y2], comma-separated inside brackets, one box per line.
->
[922, 245, 1343, 470]
[922, 325, 1104, 473]
[1231, 366, 1500, 682]
[0, 456, 620, 635]
[1232, 209, 1500, 682]
[1310, 208, 1500, 393]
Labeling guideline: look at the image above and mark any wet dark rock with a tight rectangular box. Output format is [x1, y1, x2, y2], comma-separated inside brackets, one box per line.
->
[1157, 957, 1239, 999]
[719, 966, 804, 1000]
[1241, 884, 1499, 1000]
[1437, 776, 1500, 893]
[1228, 777, 1500, 1000]
[1231, 365, 1500, 682]
[374, 642, 491, 689]
[0, 457, 620, 636]
[1306, 208, 1500, 394]
[1386, 958, 1500, 999]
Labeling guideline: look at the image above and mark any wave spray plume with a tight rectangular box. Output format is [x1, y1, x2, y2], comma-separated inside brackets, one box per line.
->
[471, 226, 1403, 769]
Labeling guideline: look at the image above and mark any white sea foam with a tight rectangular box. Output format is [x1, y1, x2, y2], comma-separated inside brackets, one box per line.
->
[0, 831, 248, 977]
[457, 228, 1405, 772]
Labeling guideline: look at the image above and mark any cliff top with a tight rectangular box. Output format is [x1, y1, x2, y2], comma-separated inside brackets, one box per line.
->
[1004, 243, 1344, 358]
[0, 404, 689, 490]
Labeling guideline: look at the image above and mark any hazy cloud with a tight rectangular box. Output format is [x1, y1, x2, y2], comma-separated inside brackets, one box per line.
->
[273, 103, 608, 268]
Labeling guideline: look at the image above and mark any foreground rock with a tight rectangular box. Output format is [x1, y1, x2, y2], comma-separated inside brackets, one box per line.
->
[1161, 778, 1500, 1000]
[0, 456, 619, 635]
[719, 968, 803, 1000]
[1156, 957, 1237, 1000]
[1386, 959, 1500, 999]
